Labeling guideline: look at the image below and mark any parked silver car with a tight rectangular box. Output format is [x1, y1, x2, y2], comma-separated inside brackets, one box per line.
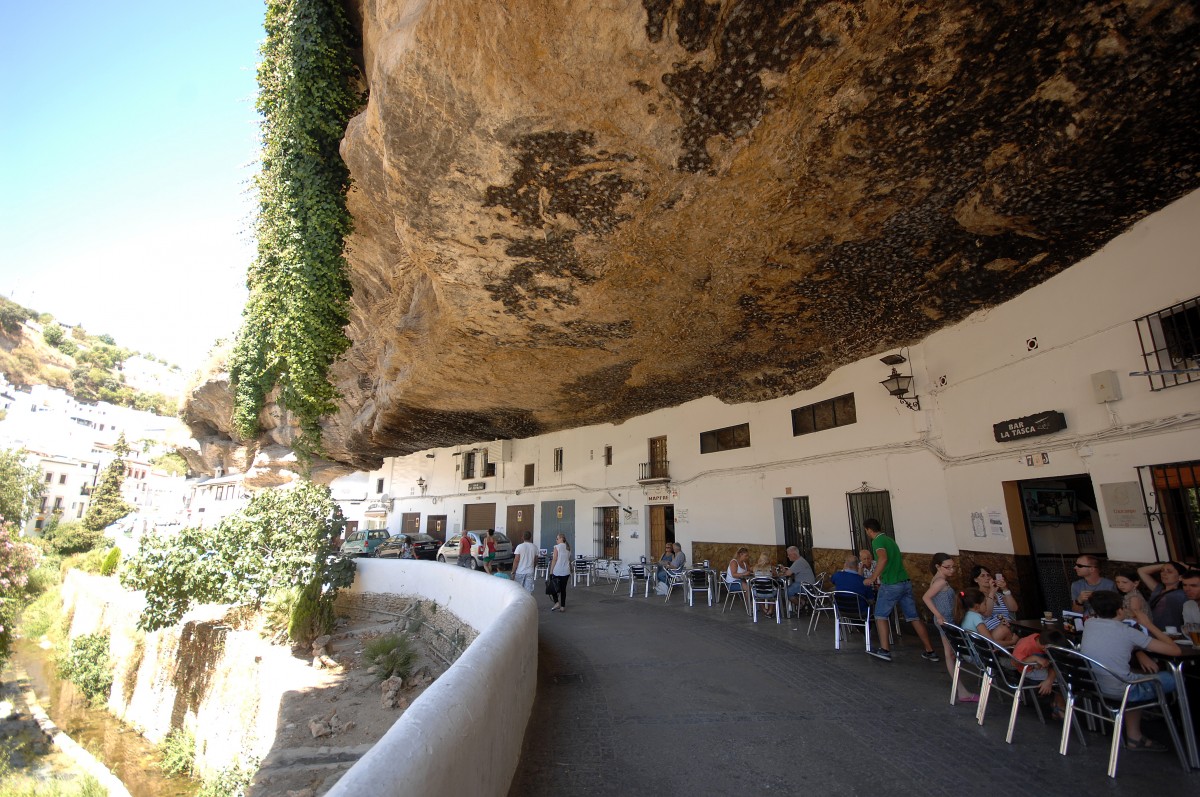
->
[435, 531, 514, 570]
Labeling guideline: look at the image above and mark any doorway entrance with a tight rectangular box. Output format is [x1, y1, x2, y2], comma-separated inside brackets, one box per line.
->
[648, 504, 675, 560]
[1007, 474, 1104, 614]
[781, 496, 814, 566]
[507, 504, 534, 546]
[425, 515, 447, 542]
[846, 489, 894, 552]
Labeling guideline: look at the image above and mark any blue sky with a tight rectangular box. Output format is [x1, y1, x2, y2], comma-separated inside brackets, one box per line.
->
[0, 1, 266, 371]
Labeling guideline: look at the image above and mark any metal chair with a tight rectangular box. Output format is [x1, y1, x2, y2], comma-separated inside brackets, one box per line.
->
[1045, 645, 1188, 778]
[573, 557, 593, 587]
[940, 623, 988, 714]
[534, 550, 549, 580]
[831, 590, 873, 651]
[662, 567, 687, 602]
[722, 573, 748, 614]
[613, 563, 652, 597]
[750, 577, 781, 624]
[686, 567, 713, 607]
[802, 582, 834, 635]
[968, 631, 1046, 742]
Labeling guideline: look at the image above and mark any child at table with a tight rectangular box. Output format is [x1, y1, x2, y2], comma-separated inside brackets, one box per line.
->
[1012, 629, 1069, 719]
[962, 589, 1019, 647]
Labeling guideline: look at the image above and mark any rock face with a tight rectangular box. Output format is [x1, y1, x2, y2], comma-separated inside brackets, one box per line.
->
[186, 0, 1200, 473]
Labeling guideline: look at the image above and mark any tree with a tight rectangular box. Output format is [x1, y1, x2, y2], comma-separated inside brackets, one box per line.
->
[121, 481, 354, 637]
[0, 520, 40, 664]
[0, 448, 43, 525]
[82, 434, 133, 534]
[42, 323, 65, 347]
[42, 518, 104, 555]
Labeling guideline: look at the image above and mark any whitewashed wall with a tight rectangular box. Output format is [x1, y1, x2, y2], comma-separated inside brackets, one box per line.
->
[367, 190, 1200, 563]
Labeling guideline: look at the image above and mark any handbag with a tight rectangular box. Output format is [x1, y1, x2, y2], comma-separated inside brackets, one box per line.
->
[545, 578, 558, 597]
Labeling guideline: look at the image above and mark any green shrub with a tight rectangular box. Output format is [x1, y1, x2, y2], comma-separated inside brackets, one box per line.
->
[62, 546, 110, 576]
[197, 756, 258, 797]
[159, 728, 196, 778]
[57, 633, 113, 705]
[44, 521, 105, 557]
[262, 587, 298, 642]
[288, 577, 334, 648]
[363, 633, 416, 682]
[98, 547, 120, 576]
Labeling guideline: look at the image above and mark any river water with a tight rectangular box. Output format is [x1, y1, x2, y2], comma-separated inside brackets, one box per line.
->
[13, 639, 197, 797]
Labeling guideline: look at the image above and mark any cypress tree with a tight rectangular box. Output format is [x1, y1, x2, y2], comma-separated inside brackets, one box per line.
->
[83, 433, 134, 533]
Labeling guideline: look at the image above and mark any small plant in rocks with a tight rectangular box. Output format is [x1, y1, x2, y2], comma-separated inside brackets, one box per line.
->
[363, 633, 416, 682]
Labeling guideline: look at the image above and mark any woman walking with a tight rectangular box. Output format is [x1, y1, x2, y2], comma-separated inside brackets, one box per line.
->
[922, 553, 978, 703]
[549, 533, 572, 612]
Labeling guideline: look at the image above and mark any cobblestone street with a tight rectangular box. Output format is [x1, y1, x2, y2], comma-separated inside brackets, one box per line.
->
[509, 584, 1193, 796]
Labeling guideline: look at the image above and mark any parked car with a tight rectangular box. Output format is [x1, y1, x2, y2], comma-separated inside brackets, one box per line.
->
[435, 531, 514, 570]
[340, 529, 391, 558]
[375, 532, 440, 561]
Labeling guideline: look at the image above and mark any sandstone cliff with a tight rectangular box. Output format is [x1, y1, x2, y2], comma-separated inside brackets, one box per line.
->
[185, 0, 1200, 477]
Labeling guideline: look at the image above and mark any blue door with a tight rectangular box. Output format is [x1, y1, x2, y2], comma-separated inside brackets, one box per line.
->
[540, 500, 576, 553]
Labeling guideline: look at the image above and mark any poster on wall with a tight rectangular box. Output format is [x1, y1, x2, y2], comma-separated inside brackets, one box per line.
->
[1100, 481, 1147, 528]
[676, 508, 689, 524]
[986, 508, 1008, 537]
[971, 511, 987, 538]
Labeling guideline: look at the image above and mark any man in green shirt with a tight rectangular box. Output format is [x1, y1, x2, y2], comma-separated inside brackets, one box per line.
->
[863, 518, 939, 663]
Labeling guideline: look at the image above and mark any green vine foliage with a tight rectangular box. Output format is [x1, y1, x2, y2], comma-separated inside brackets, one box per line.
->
[230, 0, 362, 461]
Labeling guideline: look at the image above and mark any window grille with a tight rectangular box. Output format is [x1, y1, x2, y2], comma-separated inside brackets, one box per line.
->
[1135, 296, 1200, 390]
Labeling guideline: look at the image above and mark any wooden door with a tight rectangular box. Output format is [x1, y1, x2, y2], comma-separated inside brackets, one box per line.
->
[648, 436, 668, 479]
[507, 504, 534, 543]
[464, 503, 497, 531]
[401, 512, 421, 535]
[649, 504, 674, 560]
[425, 515, 448, 542]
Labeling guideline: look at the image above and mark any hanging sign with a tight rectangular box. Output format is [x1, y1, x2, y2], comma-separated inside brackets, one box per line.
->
[993, 410, 1066, 442]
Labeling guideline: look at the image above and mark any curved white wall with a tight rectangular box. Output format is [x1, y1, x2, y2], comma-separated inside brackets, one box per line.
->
[325, 560, 538, 797]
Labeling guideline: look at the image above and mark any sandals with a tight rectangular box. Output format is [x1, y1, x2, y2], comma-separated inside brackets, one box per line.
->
[1124, 736, 1167, 752]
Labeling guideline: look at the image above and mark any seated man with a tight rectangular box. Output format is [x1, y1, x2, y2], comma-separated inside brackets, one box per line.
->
[656, 542, 686, 584]
[1070, 554, 1115, 614]
[780, 546, 817, 609]
[858, 549, 875, 580]
[1182, 569, 1200, 625]
[1080, 590, 1181, 751]
[831, 556, 874, 611]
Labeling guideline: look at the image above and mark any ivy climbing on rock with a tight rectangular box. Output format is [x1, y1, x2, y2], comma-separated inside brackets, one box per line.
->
[230, 0, 363, 461]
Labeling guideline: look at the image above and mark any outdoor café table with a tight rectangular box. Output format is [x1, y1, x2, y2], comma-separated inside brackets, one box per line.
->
[1012, 618, 1200, 770]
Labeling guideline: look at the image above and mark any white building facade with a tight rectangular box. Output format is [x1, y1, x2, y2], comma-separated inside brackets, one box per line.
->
[330, 191, 1200, 612]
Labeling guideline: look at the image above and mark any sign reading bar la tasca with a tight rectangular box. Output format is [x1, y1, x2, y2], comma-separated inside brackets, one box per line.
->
[993, 410, 1067, 443]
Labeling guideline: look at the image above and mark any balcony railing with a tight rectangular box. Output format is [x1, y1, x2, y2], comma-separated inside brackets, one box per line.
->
[638, 460, 670, 483]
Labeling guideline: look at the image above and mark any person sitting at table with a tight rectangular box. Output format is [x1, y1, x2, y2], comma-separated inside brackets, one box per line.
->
[657, 542, 686, 585]
[778, 546, 817, 611]
[831, 555, 873, 612]
[1138, 560, 1189, 630]
[970, 565, 1019, 633]
[1182, 569, 1200, 626]
[1081, 589, 1181, 751]
[960, 589, 1018, 647]
[1115, 568, 1151, 617]
[858, 549, 875, 579]
[753, 552, 775, 576]
[1071, 554, 1115, 615]
[727, 546, 752, 593]
[1012, 628, 1069, 719]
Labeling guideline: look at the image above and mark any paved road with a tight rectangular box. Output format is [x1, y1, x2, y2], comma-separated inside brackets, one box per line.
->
[508, 581, 1192, 795]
